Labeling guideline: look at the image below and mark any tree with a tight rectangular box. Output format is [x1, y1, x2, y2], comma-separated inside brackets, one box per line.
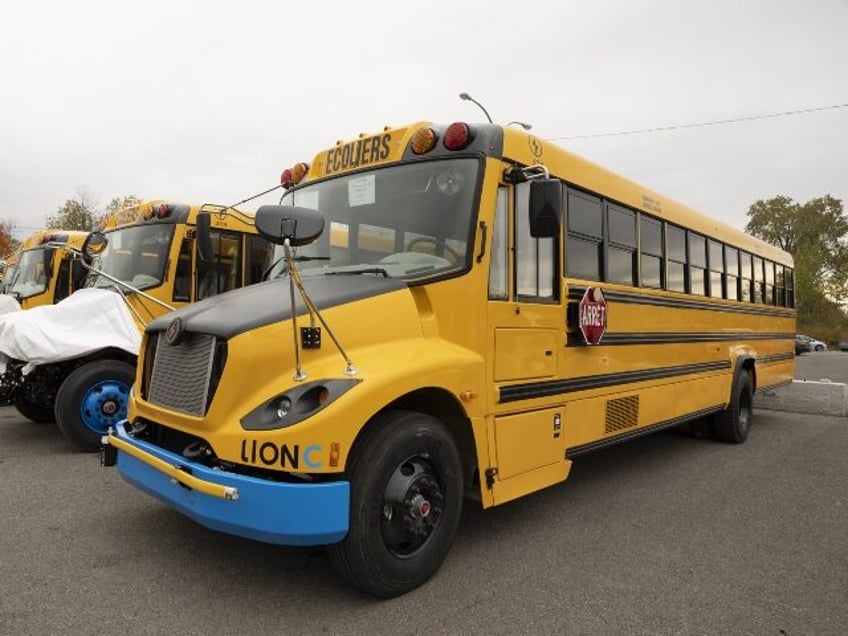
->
[746, 195, 848, 331]
[0, 219, 17, 257]
[96, 195, 142, 229]
[46, 187, 99, 231]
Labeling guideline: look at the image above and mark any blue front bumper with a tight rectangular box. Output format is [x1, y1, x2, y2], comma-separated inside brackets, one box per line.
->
[109, 422, 350, 546]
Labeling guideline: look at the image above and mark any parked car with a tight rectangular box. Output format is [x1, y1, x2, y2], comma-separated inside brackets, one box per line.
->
[796, 334, 827, 352]
[838, 340, 848, 352]
[795, 334, 812, 355]
[808, 337, 828, 352]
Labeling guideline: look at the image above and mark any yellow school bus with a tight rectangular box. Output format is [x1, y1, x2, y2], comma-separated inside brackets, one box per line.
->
[105, 122, 795, 596]
[1, 200, 270, 450]
[2, 229, 89, 308]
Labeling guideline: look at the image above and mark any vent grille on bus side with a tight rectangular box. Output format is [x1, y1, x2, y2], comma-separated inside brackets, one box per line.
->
[147, 333, 217, 416]
[605, 395, 640, 433]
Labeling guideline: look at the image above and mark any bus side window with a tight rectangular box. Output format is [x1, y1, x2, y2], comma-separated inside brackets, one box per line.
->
[516, 182, 557, 300]
[565, 189, 602, 282]
[607, 204, 636, 285]
[173, 238, 192, 302]
[488, 187, 508, 300]
[666, 224, 686, 293]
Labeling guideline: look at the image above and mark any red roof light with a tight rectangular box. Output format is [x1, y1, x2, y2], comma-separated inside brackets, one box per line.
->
[444, 122, 473, 151]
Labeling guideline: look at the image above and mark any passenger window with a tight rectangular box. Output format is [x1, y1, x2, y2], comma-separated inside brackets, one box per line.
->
[725, 246, 739, 301]
[708, 240, 724, 299]
[566, 190, 602, 281]
[196, 230, 243, 300]
[639, 215, 663, 289]
[688, 232, 706, 296]
[173, 238, 192, 302]
[666, 225, 686, 293]
[607, 204, 635, 285]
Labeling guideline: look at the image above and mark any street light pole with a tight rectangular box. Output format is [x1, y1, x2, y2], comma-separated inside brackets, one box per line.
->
[459, 92, 493, 124]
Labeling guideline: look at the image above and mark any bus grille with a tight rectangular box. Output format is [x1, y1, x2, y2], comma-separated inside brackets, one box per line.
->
[605, 395, 640, 433]
[147, 333, 217, 416]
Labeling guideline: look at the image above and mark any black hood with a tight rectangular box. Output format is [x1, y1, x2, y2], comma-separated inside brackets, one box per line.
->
[147, 275, 408, 340]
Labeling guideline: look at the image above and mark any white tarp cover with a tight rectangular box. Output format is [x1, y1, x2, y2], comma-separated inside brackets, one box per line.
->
[0, 287, 141, 374]
[0, 295, 22, 316]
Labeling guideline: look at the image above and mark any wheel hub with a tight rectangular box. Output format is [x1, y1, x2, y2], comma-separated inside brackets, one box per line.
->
[81, 380, 130, 435]
[380, 457, 444, 557]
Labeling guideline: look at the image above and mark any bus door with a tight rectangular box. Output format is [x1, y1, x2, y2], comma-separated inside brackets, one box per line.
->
[195, 230, 270, 300]
[485, 180, 570, 505]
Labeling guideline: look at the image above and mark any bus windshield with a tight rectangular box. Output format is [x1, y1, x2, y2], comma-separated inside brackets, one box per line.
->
[9, 248, 50, 298]
[88, 224, 175, 290]
[269, 157, 480, 279]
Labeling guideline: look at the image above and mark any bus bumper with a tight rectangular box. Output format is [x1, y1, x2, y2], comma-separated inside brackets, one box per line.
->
[104, 421, 350, 546]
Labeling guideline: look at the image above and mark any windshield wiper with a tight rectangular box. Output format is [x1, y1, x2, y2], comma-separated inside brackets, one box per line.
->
[326, 267, 390, 278]
[264, 255, 329, 280]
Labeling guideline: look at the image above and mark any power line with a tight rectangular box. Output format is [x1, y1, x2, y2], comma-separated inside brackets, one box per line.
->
[550, 102, 848, 141]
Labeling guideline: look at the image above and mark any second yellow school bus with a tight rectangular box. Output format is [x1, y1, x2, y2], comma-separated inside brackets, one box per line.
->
[105, 121, 795, 597]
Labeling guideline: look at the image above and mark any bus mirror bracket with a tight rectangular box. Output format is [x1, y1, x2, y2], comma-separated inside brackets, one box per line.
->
[528, 179, 562, 238]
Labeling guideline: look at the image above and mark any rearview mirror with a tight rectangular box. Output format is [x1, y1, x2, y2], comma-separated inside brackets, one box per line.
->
[196, 212, 213, 264]
[255, 205, 324, 246]
[82, 231, 108, 266]
[528, 179, 562, 238]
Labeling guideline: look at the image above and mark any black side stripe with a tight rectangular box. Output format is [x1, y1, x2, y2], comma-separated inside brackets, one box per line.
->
[568, 286, 796, 319]
[566, 405, 724, 458]
[566, 331, 795, 347]
[757, 353, 795, 364]
[499, 360, 731, 403]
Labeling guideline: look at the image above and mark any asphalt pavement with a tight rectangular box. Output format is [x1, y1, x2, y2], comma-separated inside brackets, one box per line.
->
[0, 356, 846, 635]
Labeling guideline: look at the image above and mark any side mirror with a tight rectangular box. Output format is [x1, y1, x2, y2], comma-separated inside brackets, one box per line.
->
[196, 212, 213, 264]
[82, 231, 108, 266]
[255, 205, 324, 246]
[528, 179, 562, 238]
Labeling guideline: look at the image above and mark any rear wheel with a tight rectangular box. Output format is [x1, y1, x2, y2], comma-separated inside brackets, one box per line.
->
[14, 393, 55, 424]
[55, 359, 135, 452]
[327, 410, 464, 598]
[712, 370, 754, 444]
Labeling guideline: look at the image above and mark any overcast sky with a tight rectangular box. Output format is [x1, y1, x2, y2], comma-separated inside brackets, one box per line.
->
[1, 0, 846, 240]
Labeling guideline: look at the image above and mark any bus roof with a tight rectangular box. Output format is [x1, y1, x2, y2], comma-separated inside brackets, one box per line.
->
[298, 121, 792, 268]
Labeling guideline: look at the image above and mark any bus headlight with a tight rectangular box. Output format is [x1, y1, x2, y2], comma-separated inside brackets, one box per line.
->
[240, 378, 360, 431]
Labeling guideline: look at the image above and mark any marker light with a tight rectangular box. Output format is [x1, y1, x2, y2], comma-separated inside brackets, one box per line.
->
[157, 203, 171, 219]
[143, 205, 156, 220]
[291, 162, 309, 184]
[411, 127, 438, 154]
[281, 163, 309, 189]
[444, 122, 473, 151]
[280, 168, 294, 189]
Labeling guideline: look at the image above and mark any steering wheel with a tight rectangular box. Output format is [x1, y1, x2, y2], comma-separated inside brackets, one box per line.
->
[406, 237, 461, 263]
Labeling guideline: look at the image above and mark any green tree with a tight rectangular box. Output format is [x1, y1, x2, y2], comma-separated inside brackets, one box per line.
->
[96, 195, 142, 228]
[746, 195, 848, 335]
[46, 187, 99, 231]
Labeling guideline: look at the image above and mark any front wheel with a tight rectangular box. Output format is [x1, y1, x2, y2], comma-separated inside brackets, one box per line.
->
[327, 410, 464, 598]
[712, 370, 754, 444]
[55, 359, 135, 452]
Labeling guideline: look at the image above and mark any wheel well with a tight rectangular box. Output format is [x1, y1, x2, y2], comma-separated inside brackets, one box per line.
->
[740, 357, 757, 392]
[355, 388, 479, 490]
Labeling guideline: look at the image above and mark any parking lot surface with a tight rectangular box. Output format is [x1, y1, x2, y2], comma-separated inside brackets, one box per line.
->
[1, 402, 846, 636]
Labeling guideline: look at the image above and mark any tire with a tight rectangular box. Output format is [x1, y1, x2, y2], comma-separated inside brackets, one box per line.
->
[14, 393, 55, 424]
[55, 359, 135, 452]
[327, 410, 464, 598]
[712, 369, 754, 444]
[815, 345, 824, 352]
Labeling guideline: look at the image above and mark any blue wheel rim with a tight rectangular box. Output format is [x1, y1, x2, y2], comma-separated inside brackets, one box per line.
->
[80, 379, 130, 435]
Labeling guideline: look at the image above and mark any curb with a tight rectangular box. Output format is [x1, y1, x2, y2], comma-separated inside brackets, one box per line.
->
[755, 380, 848, 418]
